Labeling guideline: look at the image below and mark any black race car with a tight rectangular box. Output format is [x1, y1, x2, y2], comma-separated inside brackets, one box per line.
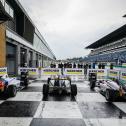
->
[43, 76, 77, 97]
[97, 79, 126, 101]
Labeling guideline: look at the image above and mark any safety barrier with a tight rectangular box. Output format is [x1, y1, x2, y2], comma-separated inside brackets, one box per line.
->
[87, 69, 126, 81]
[87, 69, 107, 80]
[18, 67, 38, 79]
[17, 67, 126, 82]
[0, 67, 7, 76]
[107, 70, 120, 79]
[64, 68, 84, 81]
[120, 71, 126, 81]
[41, 68, 61, 80]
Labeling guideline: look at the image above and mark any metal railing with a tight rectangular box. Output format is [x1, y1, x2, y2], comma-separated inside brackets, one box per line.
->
[0, 0, 14, 18]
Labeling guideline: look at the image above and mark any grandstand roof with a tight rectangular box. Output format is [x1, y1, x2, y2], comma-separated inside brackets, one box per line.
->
[86, 24, 126, 49]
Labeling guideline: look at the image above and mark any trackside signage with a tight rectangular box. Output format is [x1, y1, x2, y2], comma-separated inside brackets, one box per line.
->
[120, 72, 126, 80]
[88, 69, 105, 75]
[0, 68, 7, 76]
[65, 69, 84, 75]
[18, 68, 38, 75]
[87, 69, 107, 79]
[108, 70, 120, 79]
[42, 68, 61, 75]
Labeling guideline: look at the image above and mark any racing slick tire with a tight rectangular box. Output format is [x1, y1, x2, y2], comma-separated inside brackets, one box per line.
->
[43, 84, 49, 97]
[8, 86, 17, 97]
[105, 89, 115, 102]
[47, 78, 51, 84]
[90, 81, 96, 90]
[24, 80, 29, 88]
[71, 84, 77, 96]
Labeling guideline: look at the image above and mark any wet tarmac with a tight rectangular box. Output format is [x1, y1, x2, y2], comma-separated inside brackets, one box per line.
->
[20, 86, 42, 92]
[0, 101, 39, 117]
[78, 102, 126, 118]
[30, 118, 85, 126]
[0, 80, 126, 126]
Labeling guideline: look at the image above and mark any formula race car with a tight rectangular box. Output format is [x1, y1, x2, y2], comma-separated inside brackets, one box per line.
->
[97, 79, 126, 101]
[0, 74, 20, 97]
[43, 76, 77, 97]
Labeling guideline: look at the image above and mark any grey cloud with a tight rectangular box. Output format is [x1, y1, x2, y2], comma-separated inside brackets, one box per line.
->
[19, 0, 126, 59]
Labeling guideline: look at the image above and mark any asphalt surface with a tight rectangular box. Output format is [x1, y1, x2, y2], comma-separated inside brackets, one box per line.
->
[0, 80, 126, 126]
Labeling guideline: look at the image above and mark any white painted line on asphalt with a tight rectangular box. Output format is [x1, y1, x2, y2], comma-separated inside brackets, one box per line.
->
[0, 117, 32, 126]
[113, 102, 126, 113]
[7, 92, 42, 101]
[34, 101, 83, 119]
[84, 118, 126, 126]
[76, 93, 106, 102]
[34, 102, 45, 118]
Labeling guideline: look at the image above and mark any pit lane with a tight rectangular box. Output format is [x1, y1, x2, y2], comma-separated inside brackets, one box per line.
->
[0, 80, 126, 126]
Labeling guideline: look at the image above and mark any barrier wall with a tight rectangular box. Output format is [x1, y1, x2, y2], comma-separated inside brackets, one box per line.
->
[87, 69, 126, 81]
[0, 67, 7, 76]
[87, 69, 107, 80]
[18, 67, 38, 79]
[17, 67, 126, 82]
[41, 68, 61, 80]
[120, 71, 126, 81]
[107, 70, 120, 79]
[64, 68, 84, 81]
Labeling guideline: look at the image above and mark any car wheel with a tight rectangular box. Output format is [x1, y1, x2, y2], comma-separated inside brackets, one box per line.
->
[71, 84, 77, 96]
[105, 89, 114, 102]
[90, 81, 96, 90]
[24, 80, 29, 88]
[43, 84, 49, 97]
[8, 86, 17, 97]
[47, 78, 51, 84]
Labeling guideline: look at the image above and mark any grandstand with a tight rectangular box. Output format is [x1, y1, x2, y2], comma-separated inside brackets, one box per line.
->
[84, 24, 126, 65]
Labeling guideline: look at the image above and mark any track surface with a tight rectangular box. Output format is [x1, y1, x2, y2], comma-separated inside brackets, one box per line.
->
[0, 80, 126, 126]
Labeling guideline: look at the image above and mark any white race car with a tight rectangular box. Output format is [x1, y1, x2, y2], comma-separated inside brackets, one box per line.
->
[97, 79, 126, 101]
[0, 74, 20, 97]
[43, 75, 77, 97]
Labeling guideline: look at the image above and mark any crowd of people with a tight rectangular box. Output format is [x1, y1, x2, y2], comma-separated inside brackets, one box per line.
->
[50, 62, 89, 69]
[50, 62, 114, 69]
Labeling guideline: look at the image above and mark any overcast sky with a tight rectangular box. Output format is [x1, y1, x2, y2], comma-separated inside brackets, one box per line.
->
[19, 0, 126, 59]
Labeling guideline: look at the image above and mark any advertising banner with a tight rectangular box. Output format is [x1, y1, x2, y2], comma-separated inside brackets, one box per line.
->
[64, 69, 84, 81]
[0, 67, 7, 76]
[64, 69, 84, 75]
[120, 71, 126, 80]
[87, 69, 107, 80]
[108, 70, 120, 79]
[42, 68, 61, 75]
[18, 68, 38, 76]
